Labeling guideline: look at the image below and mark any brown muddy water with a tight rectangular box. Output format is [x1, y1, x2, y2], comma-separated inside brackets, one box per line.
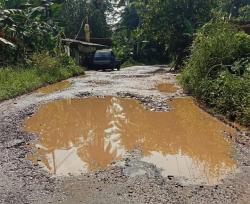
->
[36, 81, 71, 94]
[24, 97, 236, 185]
[157, 83, 178, 93]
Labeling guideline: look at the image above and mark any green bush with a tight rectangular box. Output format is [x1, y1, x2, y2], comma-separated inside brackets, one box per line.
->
[238, 5, 250, 21]
[30, 53, 61, 73]
[180, 20, 250, 127]
[0, 53, 84, 101]
[121, 58, 144, 68]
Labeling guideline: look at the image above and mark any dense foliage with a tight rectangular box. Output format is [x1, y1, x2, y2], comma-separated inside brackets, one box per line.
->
[0, 0, 88, 101]
[113, 0, 219, 66]
[113, 0, 250, 67]
[0, 0, 113, 65]
[220, 0, 250, 20]
[139, 0, 218, 68]
[0, 0, 60, 65]
[0, 52, 83, 101]
[59, 0, 112, 38]
[180, 20, 250, 126]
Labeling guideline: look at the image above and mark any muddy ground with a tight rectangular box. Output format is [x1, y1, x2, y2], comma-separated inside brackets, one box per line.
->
[0, 66, 249, 204]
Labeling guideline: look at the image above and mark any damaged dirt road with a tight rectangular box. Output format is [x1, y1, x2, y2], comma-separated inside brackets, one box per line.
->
[0, 66, 249, 204]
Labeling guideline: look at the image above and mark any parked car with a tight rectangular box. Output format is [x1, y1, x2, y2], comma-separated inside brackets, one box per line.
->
[91, 49, 122, 71]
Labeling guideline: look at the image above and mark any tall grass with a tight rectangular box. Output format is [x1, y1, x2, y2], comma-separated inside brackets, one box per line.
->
[0, 53, 84, 101]
[180, 20, 250, 127]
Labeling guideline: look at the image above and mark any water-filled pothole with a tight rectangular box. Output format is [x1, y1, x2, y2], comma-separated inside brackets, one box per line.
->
[24, 97, 236, 184]
[36, 81, 71, 94]
[157, 83, 178, 93]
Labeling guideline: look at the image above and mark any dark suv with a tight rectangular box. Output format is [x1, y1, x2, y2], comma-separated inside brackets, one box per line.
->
[92, 49, 122, 71]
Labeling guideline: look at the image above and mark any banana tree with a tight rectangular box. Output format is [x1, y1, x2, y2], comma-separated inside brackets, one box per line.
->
[0, 1, 59, 64]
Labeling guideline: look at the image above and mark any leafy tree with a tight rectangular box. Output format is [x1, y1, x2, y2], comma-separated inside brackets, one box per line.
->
[112, 0, 146, 61]
[219, 0, 250, 19]
[59, 0, 88, 38]
[88, 0, 112, 38]
[0, 1, 60, 64]
[238, 5, 250, 21]
[113, 0, 220, 66]
[59, 0, 111, 38]
[137, 0, 218, 68]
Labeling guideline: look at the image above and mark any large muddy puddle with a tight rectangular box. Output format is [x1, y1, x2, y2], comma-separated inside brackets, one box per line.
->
[36, 81, 71, 94]
[24, 97, 236, 185]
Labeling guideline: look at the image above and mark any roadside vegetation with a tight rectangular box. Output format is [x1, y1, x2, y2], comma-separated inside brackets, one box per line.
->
[180, 21, 250, 127]
[0, 0, 114, 102]
[113, 0, 218, 67]
[0, 0, 102, 101]
[0, 53, 83, 101]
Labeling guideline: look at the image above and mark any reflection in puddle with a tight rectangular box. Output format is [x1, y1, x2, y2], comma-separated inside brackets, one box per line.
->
[25, 97, 236, 184]
[157, 83, 178, 93]
[36, 81, 71, 94]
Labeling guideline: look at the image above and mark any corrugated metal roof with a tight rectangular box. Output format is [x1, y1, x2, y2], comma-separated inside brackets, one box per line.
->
[62, 38, 108, 48]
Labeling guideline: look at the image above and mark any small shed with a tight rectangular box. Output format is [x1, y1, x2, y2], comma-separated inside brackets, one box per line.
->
[62, 38, 110, 66]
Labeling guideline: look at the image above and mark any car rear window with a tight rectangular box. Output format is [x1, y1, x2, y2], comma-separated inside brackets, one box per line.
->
[94, 51, 111, 60]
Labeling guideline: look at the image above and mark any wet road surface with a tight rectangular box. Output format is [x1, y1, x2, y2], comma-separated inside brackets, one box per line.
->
[25, 97, 236, 185]
[0, 66, 249, 204]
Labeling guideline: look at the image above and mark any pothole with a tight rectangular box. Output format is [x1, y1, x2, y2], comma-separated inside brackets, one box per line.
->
[24, 96, 237, 185]
[87, 80, 111, 85]
[36, 81, 71, 94]
[112, 74, 151, 79]
[157, 83, 179, 93]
